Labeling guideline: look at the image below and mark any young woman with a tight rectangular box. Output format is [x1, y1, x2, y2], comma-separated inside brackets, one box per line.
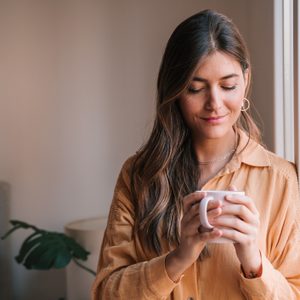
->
[92, 10, 300, 299]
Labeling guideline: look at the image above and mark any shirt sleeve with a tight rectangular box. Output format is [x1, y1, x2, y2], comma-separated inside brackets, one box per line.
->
[239, 165, 300, 300]
[91, 158, 179, 300]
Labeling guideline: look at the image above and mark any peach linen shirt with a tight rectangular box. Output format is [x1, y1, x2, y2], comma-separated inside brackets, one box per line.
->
[91, 131, 300, 300]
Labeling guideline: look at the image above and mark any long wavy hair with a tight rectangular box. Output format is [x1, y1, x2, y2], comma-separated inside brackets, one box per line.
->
[130, 9, 261, 255]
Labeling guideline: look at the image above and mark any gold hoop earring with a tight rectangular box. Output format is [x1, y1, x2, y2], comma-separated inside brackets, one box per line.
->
[241, 98, 250, 112]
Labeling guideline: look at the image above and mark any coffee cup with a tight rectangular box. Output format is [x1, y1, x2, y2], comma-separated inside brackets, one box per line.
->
[199, 190, 245, 243]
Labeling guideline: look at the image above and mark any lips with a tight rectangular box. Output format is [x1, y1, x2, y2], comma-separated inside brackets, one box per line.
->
[200, 114, 228, 124]
[202, 116, 224, 121]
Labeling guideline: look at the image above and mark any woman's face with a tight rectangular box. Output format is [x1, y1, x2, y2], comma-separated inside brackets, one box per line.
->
[178, 51, 248, 141]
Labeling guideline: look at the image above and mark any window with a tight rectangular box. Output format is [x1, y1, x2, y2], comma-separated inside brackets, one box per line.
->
[274, 0, 295, 162]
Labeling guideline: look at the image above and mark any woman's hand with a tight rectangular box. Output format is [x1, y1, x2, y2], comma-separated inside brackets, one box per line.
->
[179, 191, 222, 260]
[165, 191, 222, 282]
[211, 186, 262, 277]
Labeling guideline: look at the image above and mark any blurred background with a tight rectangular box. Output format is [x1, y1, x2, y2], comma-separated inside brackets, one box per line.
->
[0, 0, 287, 299]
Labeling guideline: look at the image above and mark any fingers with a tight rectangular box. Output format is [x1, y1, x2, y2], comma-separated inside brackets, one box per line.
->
[225, 195, 259, 216]
[211, 215, 257, 235]
[182, 200, 222, 233]
[182, 205, 201, 231]
[228, 185, 238, 192]
[183, 209, 223, 240]
[218, 227, 257, 244]
[180, 192, 223, 246]
[207, 199, 222, 211]
[197, 228, 222, 243]
[207, 206, 222, 219]
[183, 191, 222, 212]
[211, 194, 260, 244]
[219, 203, 259, 226]
[182, 191, 205, 213]
[182, 192, 222, 224]
[210, 215, 258, 244]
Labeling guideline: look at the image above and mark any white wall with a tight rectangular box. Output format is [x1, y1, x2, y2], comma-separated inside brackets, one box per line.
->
[0, 1, 273, 299]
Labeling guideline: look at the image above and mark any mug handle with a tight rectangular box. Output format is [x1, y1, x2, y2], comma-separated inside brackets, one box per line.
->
[199, 196, 214, 229]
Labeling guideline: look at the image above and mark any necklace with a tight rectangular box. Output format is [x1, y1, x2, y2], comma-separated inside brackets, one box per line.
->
[197, 148, 236, 165]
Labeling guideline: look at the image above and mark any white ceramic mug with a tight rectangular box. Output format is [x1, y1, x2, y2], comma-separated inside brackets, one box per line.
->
[199, 190, 245, 243]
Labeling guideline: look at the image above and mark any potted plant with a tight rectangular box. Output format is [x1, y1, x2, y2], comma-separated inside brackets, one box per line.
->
[1, 219, 96, 276]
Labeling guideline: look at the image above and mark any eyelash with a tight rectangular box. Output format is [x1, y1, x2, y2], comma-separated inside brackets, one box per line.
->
[223, 86, 237, 91]
[187, 86, 237, 94]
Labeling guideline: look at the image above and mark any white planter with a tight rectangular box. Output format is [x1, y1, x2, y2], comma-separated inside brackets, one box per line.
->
[64, 216, 107, 300]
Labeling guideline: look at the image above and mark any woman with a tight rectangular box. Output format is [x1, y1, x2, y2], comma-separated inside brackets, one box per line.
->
[92, 10, 300, 299]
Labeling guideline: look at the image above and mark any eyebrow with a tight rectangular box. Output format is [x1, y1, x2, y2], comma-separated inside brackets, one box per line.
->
[192, 73, 239, 82]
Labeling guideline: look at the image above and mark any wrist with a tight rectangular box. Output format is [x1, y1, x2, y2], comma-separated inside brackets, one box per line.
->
[165, 250, 186, 283]
[241, 261, 263, 279]
[165, 244, 204, 282]
[240, 249, 262, 279]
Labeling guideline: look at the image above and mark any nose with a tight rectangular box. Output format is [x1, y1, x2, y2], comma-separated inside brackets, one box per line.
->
[205, 86, 222, 111]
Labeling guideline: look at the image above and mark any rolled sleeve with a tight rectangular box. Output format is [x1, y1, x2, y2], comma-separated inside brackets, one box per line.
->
[92, 157, 181, 300]
[145, 253, 182, 297]
[239, 252, 299, 299]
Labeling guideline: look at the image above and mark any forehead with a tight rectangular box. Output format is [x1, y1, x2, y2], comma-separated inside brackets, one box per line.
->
[193, 51, 243, 80]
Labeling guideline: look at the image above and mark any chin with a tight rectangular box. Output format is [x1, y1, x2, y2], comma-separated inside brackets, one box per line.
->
[196, 127, 234, 140]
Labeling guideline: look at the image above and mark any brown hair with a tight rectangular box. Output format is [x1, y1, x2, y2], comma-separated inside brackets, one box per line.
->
[131, 9, 261, 254]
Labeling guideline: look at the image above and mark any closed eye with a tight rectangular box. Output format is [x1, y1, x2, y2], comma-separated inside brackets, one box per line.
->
[187, 87, 205, 94]
[222, 86, 237, 91]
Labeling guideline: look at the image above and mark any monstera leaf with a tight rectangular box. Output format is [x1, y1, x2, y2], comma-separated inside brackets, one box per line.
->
[1, 220, 96, 276]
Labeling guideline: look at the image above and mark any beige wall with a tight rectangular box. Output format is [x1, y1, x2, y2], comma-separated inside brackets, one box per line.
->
[247, 0, 274, 150]
[0, 1, 273, 299]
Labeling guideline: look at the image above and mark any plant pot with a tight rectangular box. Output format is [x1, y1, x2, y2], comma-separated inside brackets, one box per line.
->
[64, 216, 107, 300]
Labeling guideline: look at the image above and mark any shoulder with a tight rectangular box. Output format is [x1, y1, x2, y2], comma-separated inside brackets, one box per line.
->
[239, 134, 298, 184]
[114, 153, 139, 195]
[264, 149, 297, 180]
[119, 154, 138, 180]
[108, 155, 138, 224]
[240, 131, 297, 180]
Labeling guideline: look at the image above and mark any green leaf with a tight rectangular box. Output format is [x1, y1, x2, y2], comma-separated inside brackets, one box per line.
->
[53, 247, 72, 269]
[62, 235, 90, 260]
[3, 219, 95, 275]
[19, 233, 68, 269]
[15, 231, 89, 270]
[15, 232, 41, 264]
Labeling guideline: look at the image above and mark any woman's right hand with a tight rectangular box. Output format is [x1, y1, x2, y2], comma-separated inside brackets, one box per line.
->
[165, 191, 222, 282]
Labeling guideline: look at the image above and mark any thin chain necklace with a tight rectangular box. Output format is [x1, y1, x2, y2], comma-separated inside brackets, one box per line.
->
[197, 148, 236, 165]
[198, 135, 238, 165]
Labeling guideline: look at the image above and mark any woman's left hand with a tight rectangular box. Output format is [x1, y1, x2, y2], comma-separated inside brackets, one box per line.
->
[210, 186, 262, 277]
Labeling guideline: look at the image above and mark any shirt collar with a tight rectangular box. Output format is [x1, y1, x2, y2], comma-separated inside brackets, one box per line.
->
[236, 130, 271, 167]
[221, 130, 271, 175]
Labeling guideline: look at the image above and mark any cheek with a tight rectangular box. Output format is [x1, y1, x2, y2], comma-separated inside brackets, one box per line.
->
[231, 98, 243, 111]
[228, 90, 244, 111]
[178, 98, 200, 121]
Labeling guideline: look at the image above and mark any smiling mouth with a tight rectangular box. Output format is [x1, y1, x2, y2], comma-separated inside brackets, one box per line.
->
[200, 114, 227, 121]
[199, 114, 229, 124]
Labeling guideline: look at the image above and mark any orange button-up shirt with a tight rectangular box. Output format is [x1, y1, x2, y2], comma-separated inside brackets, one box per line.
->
[91, 131, 300, 299]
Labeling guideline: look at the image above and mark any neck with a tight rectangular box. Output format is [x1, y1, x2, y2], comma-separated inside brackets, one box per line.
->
[193, 129, 237, 164]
